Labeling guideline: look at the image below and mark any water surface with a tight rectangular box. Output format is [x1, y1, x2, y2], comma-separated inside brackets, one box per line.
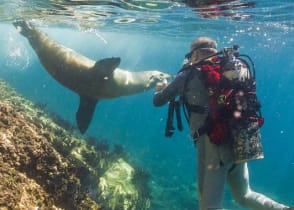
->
[0, 0, 293, 209]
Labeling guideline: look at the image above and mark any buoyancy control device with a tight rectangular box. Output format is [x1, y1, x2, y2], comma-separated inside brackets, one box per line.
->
[165, 45, 264, 144]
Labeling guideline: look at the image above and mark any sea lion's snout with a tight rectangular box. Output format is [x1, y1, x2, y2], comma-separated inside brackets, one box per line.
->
[152, 71, 171, 82]
[146, 71, 170, 88]
[159, 72, 170, 80]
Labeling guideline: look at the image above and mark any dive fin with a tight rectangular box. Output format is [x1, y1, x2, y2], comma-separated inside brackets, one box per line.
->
[76, 95, 98, 134]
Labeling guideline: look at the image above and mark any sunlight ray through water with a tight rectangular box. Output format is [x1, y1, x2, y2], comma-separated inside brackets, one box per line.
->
[0, 0, 293, 209]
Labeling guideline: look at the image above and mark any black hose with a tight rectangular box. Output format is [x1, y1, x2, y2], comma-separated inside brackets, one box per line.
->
[165, 99, 175, 137]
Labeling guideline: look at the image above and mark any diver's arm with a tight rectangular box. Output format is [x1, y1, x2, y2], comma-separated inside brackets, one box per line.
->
[153, 71, 188, 106]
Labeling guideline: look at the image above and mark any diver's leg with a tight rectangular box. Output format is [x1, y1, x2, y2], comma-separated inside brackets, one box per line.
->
[227, 162, 288, 210]
[197, 135, 226, 210]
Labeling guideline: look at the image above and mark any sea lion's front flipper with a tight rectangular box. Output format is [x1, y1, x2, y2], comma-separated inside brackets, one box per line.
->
[92, 57, 121, 78]
[76, 95, 98, 134]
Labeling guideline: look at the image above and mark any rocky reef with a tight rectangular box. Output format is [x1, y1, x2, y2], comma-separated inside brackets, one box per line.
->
[0, 78, 150, 210]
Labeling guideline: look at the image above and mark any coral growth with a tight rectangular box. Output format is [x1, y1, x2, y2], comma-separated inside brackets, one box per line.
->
[0, 79, 150, 210]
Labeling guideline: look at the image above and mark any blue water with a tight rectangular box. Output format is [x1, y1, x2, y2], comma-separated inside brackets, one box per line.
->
[0, 0, 293, 209]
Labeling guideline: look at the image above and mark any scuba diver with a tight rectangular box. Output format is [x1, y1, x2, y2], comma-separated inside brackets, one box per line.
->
[153, 37, 293, 210]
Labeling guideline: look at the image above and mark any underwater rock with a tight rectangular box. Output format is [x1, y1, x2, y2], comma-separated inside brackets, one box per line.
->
[0, 161, 57, 209]
[0, 79, 150, 210]
[0, 99, 99, 209]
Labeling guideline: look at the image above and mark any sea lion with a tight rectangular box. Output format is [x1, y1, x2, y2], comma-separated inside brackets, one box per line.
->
[13, 20, 170, 133]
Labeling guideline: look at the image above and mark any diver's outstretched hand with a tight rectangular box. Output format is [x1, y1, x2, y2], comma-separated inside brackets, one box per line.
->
[155, 79, 168, 91]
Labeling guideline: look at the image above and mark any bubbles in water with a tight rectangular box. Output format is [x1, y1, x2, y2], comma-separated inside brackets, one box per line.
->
[4, 30, 30, 70]
[83, 27, 108, 44]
